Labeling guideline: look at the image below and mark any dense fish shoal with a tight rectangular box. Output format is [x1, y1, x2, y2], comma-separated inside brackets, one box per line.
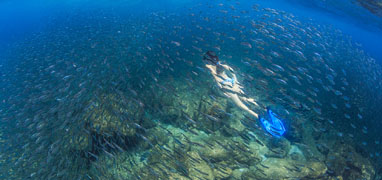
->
[0, 1, 381, 180]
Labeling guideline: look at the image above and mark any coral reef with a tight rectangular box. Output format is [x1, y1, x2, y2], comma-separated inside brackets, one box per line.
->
[77, 75, 377, 180]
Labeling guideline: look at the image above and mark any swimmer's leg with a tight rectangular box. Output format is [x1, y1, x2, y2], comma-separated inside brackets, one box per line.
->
[240, 96, 259, 107]
[229, 93, 258, 118]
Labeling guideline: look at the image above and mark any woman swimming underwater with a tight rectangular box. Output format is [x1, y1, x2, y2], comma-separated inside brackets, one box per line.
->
[203, 51, 260, 118]
[203, 51, 286, 137]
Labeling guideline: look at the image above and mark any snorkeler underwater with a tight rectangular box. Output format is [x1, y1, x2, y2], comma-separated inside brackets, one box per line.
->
[1, 0, 382, 179]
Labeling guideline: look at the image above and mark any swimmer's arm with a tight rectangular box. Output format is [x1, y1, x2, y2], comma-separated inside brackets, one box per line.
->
[220, 63, 234, 72]
[206, 64, 217, 75]
[206, 65, 223, 88]
[231, 72, 238, 82]
[214, 75, 223, 88]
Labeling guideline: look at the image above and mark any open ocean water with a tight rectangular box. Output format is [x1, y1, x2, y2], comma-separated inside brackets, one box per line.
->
[1, 0, 382, 179]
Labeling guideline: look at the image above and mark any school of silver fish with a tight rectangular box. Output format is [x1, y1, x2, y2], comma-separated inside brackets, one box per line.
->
[0, 1, 382, 180]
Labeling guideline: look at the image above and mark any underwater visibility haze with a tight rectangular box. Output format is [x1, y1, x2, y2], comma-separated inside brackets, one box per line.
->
[1, 0, 382, 179]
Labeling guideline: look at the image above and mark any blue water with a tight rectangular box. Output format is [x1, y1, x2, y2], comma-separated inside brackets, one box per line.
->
[254, 0, 382, 62]
[1, 0, 381, 62]
[1, 0, 382, 179]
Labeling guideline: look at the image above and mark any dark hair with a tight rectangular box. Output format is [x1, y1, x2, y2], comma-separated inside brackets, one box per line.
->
[203, 51, 219, 65]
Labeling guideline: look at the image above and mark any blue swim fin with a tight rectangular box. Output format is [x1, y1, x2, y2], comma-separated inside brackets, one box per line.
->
[259, 108, 286, 137]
